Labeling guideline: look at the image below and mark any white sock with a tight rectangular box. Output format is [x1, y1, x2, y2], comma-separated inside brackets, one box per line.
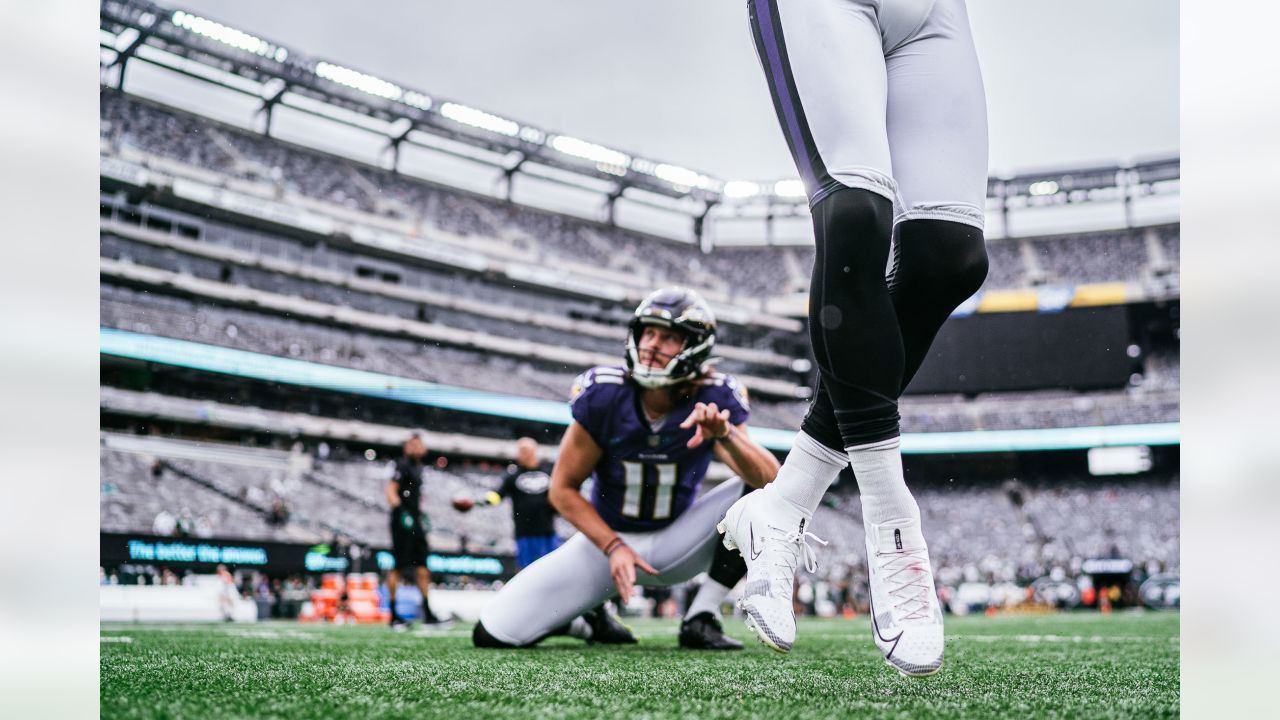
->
[684, 578, 731, 619]
[766, 431, 850, 517]
[846, 437, 920, 527]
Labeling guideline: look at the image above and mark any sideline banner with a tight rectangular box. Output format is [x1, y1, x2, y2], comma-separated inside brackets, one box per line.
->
[100, 532, 517, 579]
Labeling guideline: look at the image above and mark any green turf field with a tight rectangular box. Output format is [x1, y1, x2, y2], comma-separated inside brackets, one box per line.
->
[101, 611, 1178, 719]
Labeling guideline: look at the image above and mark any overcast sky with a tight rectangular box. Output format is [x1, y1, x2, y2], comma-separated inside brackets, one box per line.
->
[161, 0, 1178, 181]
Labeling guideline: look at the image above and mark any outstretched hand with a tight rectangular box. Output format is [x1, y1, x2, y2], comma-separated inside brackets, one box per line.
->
[680, 402, 731, 448]
[609, 543, 658, 604]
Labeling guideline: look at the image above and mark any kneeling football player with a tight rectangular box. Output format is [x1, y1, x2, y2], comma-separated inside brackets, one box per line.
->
[473, 287, 780, 649]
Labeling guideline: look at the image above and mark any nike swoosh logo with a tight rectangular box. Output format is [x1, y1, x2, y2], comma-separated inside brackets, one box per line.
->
[868, 594, 903, 658]
[749, 525, 762, 560]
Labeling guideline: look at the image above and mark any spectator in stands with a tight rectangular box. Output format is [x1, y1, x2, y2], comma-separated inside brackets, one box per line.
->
[175, 508, 194, 537]
[152, 509, 177, 537]
[385, 433, 450, 629]
[485, 437, 560, 569]
[267, 497, 290, 526]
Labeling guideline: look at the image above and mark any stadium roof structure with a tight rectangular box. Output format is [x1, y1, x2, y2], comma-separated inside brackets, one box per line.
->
[100, 0, 1180, 243]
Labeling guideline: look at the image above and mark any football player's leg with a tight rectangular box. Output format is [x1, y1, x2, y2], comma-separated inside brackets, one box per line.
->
[680, 485, 751, 649]
[386, 567, 405, 628]
[634, 478, 747, 650]
[749, 0, 897, 511]
[885, 0, 990, 393]
[641, 478, 745, 584]
[843, 0, 988, 676]
[473, 533, 614, 648]
[737, 0, 895, 653]
[684, 537, 746, 620]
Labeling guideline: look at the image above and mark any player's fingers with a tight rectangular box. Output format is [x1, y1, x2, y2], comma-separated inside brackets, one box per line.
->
[719, 409, 730, 422]
[612, 566, 628, 600]
[686, 425, 704, 448]
[680, 403, 704, 428]
[621, 564, 636, 602]
[635, 556, 658, 576]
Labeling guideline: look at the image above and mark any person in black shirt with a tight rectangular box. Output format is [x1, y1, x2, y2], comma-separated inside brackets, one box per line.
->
[386, 433, 448, 629]
[487, 437, 560, 569]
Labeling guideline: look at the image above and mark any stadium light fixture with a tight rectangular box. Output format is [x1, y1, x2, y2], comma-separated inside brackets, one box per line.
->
[1028, 180, 1060, 196]
[550, 135, 630, 168]
[630, 158, 657, 176]
[315, 61, 403, 101]
[654, 163, 715, 191]
[170, 11, 284, 62]
[723, 181, 760, 199]
[440, 103, 521, 137]
[402, 90, 432, 111]
[519, 127, 546, 145]
[773, 179, 806, 198]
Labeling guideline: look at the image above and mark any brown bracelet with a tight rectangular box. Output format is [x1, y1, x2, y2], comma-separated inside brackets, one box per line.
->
[603, 537, 624, 556]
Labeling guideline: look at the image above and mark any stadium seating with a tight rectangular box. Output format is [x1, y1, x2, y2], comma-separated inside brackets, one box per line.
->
[101, 90, 1179, 299]
[101, 433, 513, 554]
[100, 444, 288, 542]
[100, 281, 1177, 433]
[101, 432, 1178, 589]
[98, 88, 1180, 598]
[811, 475, 1178, 598]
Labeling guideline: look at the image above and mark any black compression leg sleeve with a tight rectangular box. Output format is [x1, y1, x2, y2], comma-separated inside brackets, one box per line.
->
[800, 187, 903, 448]
[802, 214, 989, 448]
[799, 377, 844, 453]
[887, 219, 989, 391]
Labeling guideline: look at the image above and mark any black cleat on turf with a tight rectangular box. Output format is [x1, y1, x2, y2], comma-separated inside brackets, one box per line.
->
[419, 608, 455, 631]
[679, 612, 744, 650]
[389, 616, 410, 632]
[472, 621, 518, 648]
[584, 606, 637, 645]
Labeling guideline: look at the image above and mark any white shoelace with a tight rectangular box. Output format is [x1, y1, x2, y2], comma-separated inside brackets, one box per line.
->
[765, 522, 828, 581]
[877, 548, 935, 622]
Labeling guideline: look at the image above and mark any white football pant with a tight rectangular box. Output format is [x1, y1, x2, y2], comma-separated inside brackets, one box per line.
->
[479, 478, 744, 646]
[750, 0, 988, 227]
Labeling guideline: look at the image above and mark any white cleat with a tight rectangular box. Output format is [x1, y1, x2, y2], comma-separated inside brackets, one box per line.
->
[865, 518, 945, 677]
[717, 489, 826, 654]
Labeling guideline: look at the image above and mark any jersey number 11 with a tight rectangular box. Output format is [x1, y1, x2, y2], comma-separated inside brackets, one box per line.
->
[620, 461, 677, 521]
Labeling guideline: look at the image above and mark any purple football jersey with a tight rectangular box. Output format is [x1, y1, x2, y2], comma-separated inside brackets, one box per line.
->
[569, 365, 750, 532]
